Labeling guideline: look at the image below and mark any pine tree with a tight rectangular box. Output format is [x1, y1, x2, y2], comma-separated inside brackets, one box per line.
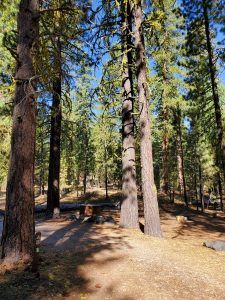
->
[183, 0, 225, 184]
[93, 59, 122, 195]
[35, 105, 49, 196]
[46, 35, 62, 217]
[120, 0, 139, 229]
[147, 0, 186, 198]
[36, 0, 91, 216]
[132, 0, 162, 237]
[1, 0, 39, 263]
[0, 0, 19, 190]
[173, 106, 188, 205]
[73, 77, 95, 194]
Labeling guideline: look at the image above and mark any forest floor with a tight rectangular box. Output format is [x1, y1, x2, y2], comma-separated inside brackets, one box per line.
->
[0, 188, 225, 299]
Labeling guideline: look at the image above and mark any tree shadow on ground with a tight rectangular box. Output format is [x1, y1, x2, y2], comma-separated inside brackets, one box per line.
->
[0, 218, 132, 300]
[138, 197, 225, 241]
[159, 203, 225, 240]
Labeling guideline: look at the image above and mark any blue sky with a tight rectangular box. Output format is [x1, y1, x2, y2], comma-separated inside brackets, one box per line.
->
[90, 0, 225, 86]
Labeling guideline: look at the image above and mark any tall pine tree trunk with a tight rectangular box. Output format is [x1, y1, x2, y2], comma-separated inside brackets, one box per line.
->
[38, 135, 44, 195]
[83, 126, 88, 194]
[161, 108, 169, 194]
[120, 1, 139, 229]
[104, 138, 109, 201]
[158, 1, 170, 195]
[47, 38, 62, 217]
[203, 0, 225, 182]
[217, 172, 223, 210]
[1, 0, 39, 263]
[198, 159, 204, 212]
[132, 0, 162, 236]
[161, 63, 169, 194]
[174, 108, 188, 206]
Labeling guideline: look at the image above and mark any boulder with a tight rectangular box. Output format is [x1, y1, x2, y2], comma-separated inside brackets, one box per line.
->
[203, 240, 225, 251]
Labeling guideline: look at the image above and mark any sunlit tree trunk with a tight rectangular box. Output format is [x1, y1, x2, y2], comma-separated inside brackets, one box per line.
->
[198, 159, 204, 212]
[158, 0, 170, 195]
[161, 63, 169, 194]
[174, 107, 188, 206]
[1, 0, 39, 263]
[120, 1, 139, 229]
[104, 138, 109, 201]
[83, 130, 88, 194]
[132, 0, 162, 237]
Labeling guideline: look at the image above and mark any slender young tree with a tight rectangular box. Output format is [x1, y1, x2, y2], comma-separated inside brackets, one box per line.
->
[1, 0, 39, 263]
[120, 0, 139, 229]
[131, 0, 162, 237]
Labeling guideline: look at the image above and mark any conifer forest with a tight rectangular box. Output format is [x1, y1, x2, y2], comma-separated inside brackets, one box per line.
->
[0, 1, 225, 299]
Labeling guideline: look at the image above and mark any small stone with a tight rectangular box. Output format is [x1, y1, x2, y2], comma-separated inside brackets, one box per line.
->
[203, 240, 225, 251]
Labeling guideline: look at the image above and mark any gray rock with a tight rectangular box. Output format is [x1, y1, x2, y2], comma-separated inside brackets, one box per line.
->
[203, 240, 225, 251]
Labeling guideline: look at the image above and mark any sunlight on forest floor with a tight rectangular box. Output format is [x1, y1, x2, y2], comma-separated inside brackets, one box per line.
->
[0, 189, 225, 299]
[1, 222, 225, 300]
[35, 187, 122, 205]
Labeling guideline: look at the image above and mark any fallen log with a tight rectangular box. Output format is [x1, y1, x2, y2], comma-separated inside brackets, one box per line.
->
[34, 202, 120, 213]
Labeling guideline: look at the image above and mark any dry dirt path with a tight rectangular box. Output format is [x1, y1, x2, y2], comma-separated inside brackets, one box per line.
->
[1, 205, 225, 300]
[31, 219, 225, 300]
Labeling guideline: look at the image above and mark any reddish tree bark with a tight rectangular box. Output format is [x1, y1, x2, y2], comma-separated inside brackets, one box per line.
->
[1, 0, 39, 263]
[174, 108, 188, 206]
[203, 0, 225, 181]
[161, 63, 169, 194]
[132, 0, 162, 237]
[46, 74, 62, 217]
[120, 1, 139, 229]
[158, 2, 170, 195]
[46, 37, 62, 217]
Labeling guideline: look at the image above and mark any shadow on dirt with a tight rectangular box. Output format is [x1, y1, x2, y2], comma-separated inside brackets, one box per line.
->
[0, 217, 131, 300]
[159, 203, 225, 240]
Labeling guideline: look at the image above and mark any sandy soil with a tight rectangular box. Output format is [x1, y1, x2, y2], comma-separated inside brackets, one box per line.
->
[0, 190, 225, 300]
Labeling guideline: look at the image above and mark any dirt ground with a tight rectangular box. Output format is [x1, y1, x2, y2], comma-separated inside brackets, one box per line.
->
[0, 189, 225, 300]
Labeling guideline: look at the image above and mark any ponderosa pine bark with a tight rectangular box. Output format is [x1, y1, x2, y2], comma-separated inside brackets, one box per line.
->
[83, 129, 88, 194]
[198, 159, 204, 212]
[215, 155, 223, 210]
[131, 0, 162, 236]
[1, 0, 39, 263]
[217, 172, 223, 210]
[156, 1, 170, 195]
[203, 0, 225, 182]
[38, 136, 45, 196]
[174, 108, 188, 206]
[120, 0, 139, 229]
[104, 138, 109, 201]
[161, 63, 169, 195]
[47, 38, 62, 217]
[161, 109, 169, 194]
